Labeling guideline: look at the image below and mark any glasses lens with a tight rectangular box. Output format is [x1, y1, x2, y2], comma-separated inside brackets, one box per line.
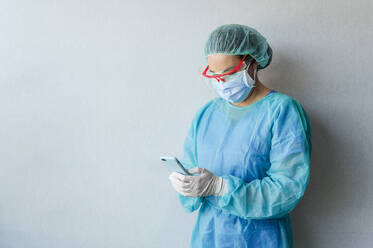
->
[202, 60, 248, 80]
[221, 64, 247, 82]
[220, 72, 239, 82]
[205, 69, 220, 77]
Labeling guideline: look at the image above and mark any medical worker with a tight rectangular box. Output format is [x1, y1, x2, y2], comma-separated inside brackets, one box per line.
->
[169, 24, 312, 248]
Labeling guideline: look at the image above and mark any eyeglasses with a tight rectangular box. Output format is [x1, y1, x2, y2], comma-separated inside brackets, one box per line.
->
[201, 54, 248, 82]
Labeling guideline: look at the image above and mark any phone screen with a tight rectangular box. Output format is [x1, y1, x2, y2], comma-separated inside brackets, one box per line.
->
[160, 156, 192, 175]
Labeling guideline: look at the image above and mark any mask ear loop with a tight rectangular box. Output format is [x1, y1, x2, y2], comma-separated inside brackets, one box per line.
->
[245, 60, 257, 83]
[247, 60, 258, 90]
[253, 65, 257, 82]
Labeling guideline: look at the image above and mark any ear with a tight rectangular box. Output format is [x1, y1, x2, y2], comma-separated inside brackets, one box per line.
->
[247, 60, 258, 71]
[247, 60, 259, 80]
[253, 60, 259, 70]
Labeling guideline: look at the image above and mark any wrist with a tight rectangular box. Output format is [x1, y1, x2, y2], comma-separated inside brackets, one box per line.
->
[214, 177, 228, 196]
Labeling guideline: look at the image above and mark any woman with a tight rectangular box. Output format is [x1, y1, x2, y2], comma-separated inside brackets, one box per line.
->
[169, 24, 312, 248]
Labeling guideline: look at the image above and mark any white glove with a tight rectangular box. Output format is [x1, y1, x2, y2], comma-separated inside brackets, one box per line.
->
[169, 167, 228, 197]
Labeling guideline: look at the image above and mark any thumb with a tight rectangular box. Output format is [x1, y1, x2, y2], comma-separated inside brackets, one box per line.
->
[188, 167, 202, 174]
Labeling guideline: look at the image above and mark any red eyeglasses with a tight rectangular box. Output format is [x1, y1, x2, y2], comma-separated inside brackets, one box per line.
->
[201, 54, 248, 82]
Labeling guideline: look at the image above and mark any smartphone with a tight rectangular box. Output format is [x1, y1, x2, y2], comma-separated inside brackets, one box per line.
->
[160, 156, 192, 175]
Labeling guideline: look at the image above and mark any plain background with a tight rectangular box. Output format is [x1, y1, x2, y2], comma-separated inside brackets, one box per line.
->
[1, 0, 372, 247]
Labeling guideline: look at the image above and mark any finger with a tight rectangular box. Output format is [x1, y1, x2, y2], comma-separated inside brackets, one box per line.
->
[183, 191, 199, 197]
[174, 184, 193, 196]
[188, 167, 202, 174]
[170, 171, 184, 179]
[170, 172, 190, 183]
[176, 179, 193, 191]
[170, 179, 186, 194]
[182, 184, 199, 194]
[170, 176, 191, 190]
[169, 174, 182, 185]
[181, 181, 192, 189]
[183, 174, 198, 181]
[169, 173, 176, 181]
[169, 174, 181, 185]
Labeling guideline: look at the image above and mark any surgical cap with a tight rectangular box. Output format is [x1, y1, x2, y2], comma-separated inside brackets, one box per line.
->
[204, 24, 273, 70]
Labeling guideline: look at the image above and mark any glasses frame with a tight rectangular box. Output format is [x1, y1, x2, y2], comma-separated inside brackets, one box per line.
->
[201, 54, 248, 82]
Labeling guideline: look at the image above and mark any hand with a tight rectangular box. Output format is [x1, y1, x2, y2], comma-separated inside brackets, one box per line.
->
[169, 167, 227, 197]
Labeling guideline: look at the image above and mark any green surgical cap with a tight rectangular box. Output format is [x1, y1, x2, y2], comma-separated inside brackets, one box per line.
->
[204, 24, 273, 70]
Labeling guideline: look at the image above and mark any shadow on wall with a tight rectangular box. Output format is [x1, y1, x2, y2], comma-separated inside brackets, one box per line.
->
[290, 112, 361, 247]
[271, 52, 361, 247]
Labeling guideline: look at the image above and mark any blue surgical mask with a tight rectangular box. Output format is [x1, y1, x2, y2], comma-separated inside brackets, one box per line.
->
[211, 62, 257, 103]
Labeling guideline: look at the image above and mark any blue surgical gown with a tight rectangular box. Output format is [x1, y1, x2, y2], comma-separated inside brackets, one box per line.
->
[177, 91, 312, 248]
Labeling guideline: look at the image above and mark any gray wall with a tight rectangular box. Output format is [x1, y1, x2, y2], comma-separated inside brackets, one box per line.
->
[1, 0, 372, 247]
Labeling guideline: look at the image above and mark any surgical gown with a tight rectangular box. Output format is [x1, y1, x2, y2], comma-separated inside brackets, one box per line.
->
[177, 90, 312, 248]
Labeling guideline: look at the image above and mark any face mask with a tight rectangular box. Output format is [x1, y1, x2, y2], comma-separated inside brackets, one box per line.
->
[211, 62, 257, 103]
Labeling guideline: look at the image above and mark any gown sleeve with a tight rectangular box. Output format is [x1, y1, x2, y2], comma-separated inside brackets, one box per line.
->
[205, 98, 312, 219]
[176, 102, 211, 213]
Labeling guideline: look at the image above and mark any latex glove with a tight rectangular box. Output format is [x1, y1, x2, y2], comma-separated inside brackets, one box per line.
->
[169, 167, 228, 197]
